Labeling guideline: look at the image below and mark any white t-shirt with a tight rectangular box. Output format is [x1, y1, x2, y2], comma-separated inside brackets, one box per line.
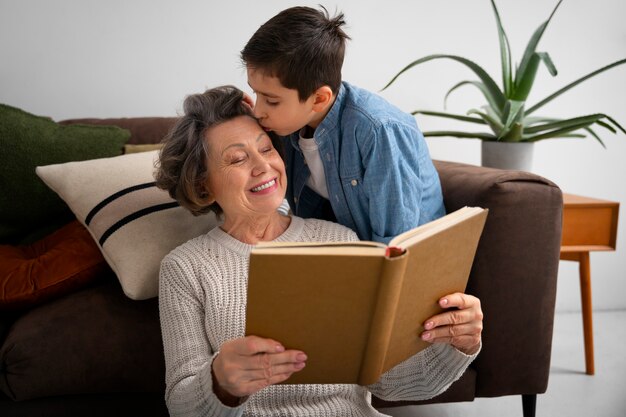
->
[299, 130, 329, 199]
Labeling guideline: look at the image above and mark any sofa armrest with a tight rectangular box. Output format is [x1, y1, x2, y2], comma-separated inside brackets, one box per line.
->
[434, 160, 563, 397]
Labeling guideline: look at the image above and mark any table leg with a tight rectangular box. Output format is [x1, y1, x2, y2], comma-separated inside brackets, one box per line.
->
[578, 251, 595, 375]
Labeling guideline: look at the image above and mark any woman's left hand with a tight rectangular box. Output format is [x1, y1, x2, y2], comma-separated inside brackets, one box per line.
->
[420, 292, 483, 355]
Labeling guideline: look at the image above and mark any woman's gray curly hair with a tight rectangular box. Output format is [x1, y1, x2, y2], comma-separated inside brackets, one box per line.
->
[155, 85, 278, 217]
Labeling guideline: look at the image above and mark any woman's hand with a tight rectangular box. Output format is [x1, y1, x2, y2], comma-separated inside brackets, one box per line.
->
[212, 336, 307, 402]
[420, 292, 483, 355]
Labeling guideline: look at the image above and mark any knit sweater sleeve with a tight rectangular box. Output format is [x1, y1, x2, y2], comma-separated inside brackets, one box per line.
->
[159, 254, 244, 417]
[367, 342, 480, 401]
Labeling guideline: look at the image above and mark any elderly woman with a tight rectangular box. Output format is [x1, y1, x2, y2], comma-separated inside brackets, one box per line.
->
[156, 85, 483, 417]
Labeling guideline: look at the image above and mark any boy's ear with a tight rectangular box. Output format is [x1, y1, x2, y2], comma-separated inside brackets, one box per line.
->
[311, 86, 334, 112]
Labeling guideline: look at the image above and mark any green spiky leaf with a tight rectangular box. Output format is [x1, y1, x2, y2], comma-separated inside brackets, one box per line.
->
[383, 54, 506, 110]
[512, 52, 558, 100]
[514, 0, 563, 91]
[412, 110, 486, 124]
[444, 81, 502, 117]
[583, 126, 606, 147]
[490, 0, 513, 96]
[523, 114, 611, 134]
[527, 58, 626, 114]
[467, 108, 504, 136]
[424, 131, 498, 140]
[501, 100, 525, 136]
[383, 0, 625, 147]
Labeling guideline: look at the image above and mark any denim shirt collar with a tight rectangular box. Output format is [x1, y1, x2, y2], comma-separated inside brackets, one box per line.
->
[287, 82, 347, 152]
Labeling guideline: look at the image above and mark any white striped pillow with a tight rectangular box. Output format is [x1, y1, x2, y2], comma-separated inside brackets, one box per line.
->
[36, 150, 218, 300]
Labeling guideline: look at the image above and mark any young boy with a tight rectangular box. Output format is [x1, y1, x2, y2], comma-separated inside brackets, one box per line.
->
[241, 6, 445, 244]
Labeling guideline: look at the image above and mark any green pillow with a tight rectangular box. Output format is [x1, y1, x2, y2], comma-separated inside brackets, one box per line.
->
[0, 104, 130, 243]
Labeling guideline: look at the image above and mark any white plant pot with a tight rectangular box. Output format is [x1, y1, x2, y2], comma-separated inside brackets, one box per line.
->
[481, 141, 535, 171]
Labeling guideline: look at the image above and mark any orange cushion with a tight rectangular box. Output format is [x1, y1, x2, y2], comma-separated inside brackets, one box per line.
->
[0, 220, 109, 311]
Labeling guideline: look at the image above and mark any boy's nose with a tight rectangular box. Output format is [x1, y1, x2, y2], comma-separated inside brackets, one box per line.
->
[252, 103, 265, 120]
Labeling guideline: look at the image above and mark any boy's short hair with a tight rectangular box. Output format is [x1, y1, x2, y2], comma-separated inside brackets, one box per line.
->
[241, 6, 350, 102]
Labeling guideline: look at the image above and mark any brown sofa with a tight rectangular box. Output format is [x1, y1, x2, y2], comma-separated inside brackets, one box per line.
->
[0, 117, 563, 417]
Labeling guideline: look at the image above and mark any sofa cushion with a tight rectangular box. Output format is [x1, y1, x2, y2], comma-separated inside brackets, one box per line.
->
[123, 143, 164, 154]
[60, 117, 177, 145]
[0, 220, 109, 311]
[0, 280, 165, 401]
[35, 150, 218, 300]
[0, 104, 130, 244]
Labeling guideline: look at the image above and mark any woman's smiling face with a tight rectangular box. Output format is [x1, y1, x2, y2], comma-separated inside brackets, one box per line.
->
[204, 115, 287, 224]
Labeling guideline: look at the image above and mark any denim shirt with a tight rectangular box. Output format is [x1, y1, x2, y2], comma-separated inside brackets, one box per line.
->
[284, 82, 445, 244]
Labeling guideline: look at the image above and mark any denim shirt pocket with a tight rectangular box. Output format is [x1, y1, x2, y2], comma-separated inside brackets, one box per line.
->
[339, 165, 368, 234]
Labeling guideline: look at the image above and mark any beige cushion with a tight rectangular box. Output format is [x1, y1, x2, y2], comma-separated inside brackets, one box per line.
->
[36, 151, 217, 300]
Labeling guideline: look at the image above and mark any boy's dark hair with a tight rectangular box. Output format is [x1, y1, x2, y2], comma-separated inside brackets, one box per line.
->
[241, 6, 350, 101]
[155, 85, 282, 217]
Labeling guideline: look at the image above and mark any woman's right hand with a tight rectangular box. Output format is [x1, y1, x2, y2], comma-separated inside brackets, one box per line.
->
[212, 336, 307, 402]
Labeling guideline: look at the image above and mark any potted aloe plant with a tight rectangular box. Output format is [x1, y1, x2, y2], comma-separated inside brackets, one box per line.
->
[383, 0, 625, 171]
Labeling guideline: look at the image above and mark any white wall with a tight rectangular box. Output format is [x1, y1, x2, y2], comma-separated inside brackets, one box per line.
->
[1, 0, 625, 312]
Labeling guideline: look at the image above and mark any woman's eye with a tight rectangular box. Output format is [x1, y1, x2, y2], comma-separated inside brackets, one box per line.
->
[266, 100, 279, 106]
[230, 155, 246, 164]
[261, 146, 273, 153]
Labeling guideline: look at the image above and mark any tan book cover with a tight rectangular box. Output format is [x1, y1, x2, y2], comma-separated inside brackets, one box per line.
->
[245, 206, 488, 385]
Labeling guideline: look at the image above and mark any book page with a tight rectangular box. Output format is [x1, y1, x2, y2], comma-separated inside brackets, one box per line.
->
[389, 207, 483, 249]
[252, 243, 386, 257]
[381, 208, 488, 373]
[246, 250, 388, 384]
[253, 241, 387, 256]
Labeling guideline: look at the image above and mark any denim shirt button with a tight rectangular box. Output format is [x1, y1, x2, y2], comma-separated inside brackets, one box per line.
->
[294, 197, 299, 203]
[326, 153, 331, 161]
[350, 179, 358, 186]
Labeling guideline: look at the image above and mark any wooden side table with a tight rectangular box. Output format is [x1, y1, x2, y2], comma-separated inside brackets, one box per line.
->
[560, 193, 619, 375]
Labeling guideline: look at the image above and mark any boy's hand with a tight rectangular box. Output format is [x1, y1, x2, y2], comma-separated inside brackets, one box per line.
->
[212, 336, 307, 402]
[420, 293, 483, 355]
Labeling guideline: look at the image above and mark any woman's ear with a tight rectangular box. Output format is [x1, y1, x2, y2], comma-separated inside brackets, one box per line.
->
[311, 86, 334, 112]
[199, 185, 216, 206]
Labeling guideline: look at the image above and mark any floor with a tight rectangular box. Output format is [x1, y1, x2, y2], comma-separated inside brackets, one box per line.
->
[378, 310, 626, 417]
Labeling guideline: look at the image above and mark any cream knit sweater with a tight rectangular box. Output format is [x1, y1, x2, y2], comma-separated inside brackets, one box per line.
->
[159, 216, 477, 417]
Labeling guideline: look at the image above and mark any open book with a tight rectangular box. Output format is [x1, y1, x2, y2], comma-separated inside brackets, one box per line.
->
[245, 206, 488, 385]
